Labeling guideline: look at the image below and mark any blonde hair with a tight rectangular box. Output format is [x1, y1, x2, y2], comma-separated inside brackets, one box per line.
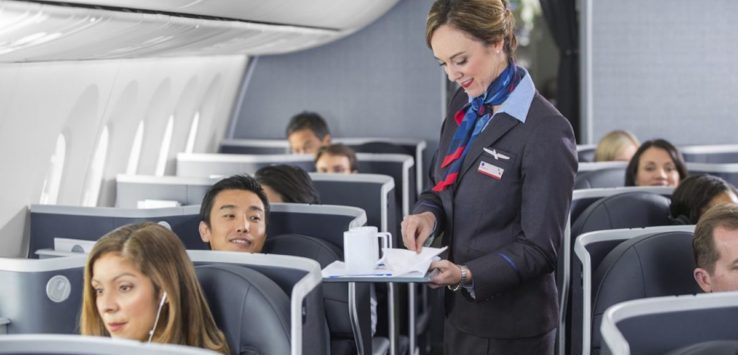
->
[594, 130, 640, 162]
[426, 0, 517, 59]
[80, 222, 229, 354]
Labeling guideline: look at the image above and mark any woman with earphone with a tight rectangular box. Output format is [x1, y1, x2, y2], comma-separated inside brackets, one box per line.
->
[80, 222, 229, 354]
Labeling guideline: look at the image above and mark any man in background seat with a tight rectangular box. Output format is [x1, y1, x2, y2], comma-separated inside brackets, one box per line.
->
[286, 111, 332, 155]
[693, 203, 738, 292]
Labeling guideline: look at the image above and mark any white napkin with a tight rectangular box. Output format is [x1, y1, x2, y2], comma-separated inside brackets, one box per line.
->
[380, 246, 447, 276]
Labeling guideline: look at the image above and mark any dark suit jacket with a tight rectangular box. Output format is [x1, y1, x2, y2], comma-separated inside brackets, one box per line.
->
[415, 88, 577, 339]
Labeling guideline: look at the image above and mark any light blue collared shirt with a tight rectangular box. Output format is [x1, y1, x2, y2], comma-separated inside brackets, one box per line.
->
[469, 67, 536, 130]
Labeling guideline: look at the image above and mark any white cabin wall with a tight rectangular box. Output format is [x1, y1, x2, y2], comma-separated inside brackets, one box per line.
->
[0, 55, 247, 257]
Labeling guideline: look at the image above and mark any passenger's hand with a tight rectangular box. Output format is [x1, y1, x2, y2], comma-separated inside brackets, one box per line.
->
[428, 260, 462, 289]
[401, 212, 436, 253]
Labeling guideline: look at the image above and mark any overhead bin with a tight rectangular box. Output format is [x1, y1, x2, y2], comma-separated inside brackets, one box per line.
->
[0, 0, 399, 62]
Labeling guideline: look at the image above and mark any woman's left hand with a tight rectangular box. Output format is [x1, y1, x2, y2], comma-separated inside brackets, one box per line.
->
[429, 259, 462, 289]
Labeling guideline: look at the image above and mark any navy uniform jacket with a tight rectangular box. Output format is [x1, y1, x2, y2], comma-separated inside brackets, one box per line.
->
[414, 86, 577, 339]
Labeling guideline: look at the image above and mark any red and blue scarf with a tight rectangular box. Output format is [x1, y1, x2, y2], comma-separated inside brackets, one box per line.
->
[433, 63, 523, 192]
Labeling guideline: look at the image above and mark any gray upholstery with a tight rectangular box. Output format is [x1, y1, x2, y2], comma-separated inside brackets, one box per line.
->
[591, 231, 701, 355]
[28, 204, 204, 256]
[571, 191, 672, 239]
[0, 334, 221, 354]
[196, 263, 291, 355]
[311, 173, 395, 235]
[574, 167, 626, 189]
[267, 204, 365, 251]
[577, 146, 596, 163]
[0, 257, 86, 335]
[665, 340, 738, 355]
[264, 233, 373, 355]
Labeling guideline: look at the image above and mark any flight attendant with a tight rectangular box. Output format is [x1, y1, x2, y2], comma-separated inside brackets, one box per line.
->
[401, 0, 577, 353]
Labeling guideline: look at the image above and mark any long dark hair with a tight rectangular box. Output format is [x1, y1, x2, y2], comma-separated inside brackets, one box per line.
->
[625, 139, 687, 186]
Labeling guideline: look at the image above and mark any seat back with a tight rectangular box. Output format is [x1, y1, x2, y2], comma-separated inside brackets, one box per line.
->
[686, 162, 738, 187]
[591, 231, 701, 355]
[310, 173, 395, 234]
[577, 144, 597, 163]
[115, 174, 217, 208]
[29, 204, 204, 256]
[176, 153, 315, 177]
[264, 233, 373, 355]
[558, 186, 673, 355]
[267, 203, 366, 251]
[571, 225, 695, 355]
[219, 138, 289, 155]
[571, 191, 672, 239]
[600, 293, 738, 355]
[0, 334, 220, 354]
[0, 256, 86, 334]
[196, 263, 291, 355]
[680, 144, 738, 163]
[574, 167, 626, 189]
[189, 250, 327, 355]
[337, 137, 427, 195]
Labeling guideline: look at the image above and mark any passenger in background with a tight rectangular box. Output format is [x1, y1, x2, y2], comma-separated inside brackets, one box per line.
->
[625, 138, 687, 187]
[255, 164, 321, 204]
[402, 0, 577, 353]
[692, 204, 738, 292]
[315, 143, 358, 174]
[670, 174, 738, 224]
[80, 222, 229, 354]
[594, 129, 640, 162]
[286, 111, 332, 154]
[198, 175, 269, 253]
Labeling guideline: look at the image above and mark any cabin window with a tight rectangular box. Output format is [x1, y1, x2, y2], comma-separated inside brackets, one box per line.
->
[39, 134, 67, 204]
[185, 111, 200, 153]
[155, 115, 174, 176]
[81, 126, 109, 207]
[126, 120, 144, 175]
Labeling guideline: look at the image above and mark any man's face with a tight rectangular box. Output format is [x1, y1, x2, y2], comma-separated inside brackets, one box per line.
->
[199, 189, 267, 253]
[694, 226, 738, 292]
[288, 129, 330, 155]
[316, 153, 354, 174]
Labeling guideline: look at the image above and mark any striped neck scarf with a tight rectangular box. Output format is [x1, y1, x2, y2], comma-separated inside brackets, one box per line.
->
[433, 63, 522, 192]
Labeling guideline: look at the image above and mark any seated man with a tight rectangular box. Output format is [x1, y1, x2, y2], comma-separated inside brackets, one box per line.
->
[286, 112, 332, 155]
[199, 174, 377, 335]
[198, 174, 268, 253]
[693, 203, 738, 292]
[315, 143, 358, 174]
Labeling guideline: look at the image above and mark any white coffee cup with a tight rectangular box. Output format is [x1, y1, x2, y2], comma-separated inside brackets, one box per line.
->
[343, 226, 391, 274]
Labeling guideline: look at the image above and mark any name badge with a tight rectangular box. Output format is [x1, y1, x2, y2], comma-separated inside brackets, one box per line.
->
[478, 161, 504, 180]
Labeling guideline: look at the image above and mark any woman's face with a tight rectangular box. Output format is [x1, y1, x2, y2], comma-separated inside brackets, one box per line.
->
[430, 24, 504, 98]
[261, 184, 284, 203]
[635, 147, 681, 187]
[91, 252, 159, 341]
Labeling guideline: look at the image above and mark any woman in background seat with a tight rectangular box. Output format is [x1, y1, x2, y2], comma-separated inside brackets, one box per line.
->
[594, 129, 640, 162]
[255, 164, 321, 204]
[625, 138, 687, 187]
[670, 174, 738, 224]
[80, 222, 229, 354]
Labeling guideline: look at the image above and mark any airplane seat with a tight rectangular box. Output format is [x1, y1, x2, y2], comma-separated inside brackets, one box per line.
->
[577, 146, 596, 163]
[352, 142, 414, 157]
[664, 340, 738, 355]
[195, 263, 291, 355]
[0, 256, 86, 334]
[571, 191, 672, 239]
[263, 233, 376, 355]
[590, 231, 700, 355]
[573, 167, 626, 189]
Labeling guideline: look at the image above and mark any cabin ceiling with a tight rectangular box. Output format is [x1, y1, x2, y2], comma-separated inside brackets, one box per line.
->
[0, 0, 399, 62]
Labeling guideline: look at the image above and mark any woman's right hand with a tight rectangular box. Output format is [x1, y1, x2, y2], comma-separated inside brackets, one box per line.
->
[401, 211, 436, 253]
